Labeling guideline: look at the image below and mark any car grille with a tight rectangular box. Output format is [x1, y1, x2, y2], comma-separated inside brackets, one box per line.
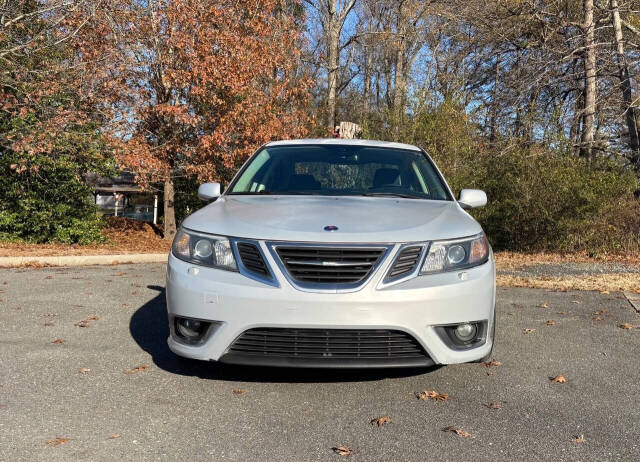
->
[386, 245, 424, 280]
[227, 328, 429, 361]
[274, 245, 387, 285]
[236, 242, 270, 277]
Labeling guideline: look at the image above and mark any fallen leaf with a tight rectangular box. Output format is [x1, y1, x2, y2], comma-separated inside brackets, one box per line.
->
[87, 315, 100, 321]
[539, 302, 549, 308]
[74, 320, 90, 328]
[52, 338, 64, 344]
[370, 416, 392, 427]
[619, 323, 633, 330]
[572, 434, 586, 443]
[332, 446, 356, 456]
[122, 303, 130, 307]
[523, 328, 536, 334]
[42, 313, 56, 318]
[600, 290, 610, 295]
[107, 434, 120, 440]
[551, 375, 567, 383]
[559, 311, 567, 315]
[481, 360, 502, 368]
[44, 275, 53, 280]
[44, 321, 55, 327]
[123, 364, 149, 374]
[442, 426, 471, 437]
[44, 437, 69, 446]
[545, 320, 556, 326]
[483, 402, 502, 409]
[593, 315, 602, 321]
[78, 368, 91, 375]
[232, 389, 245, 395]
[416, 390, 449, 401]
[571, 300, 580, 304]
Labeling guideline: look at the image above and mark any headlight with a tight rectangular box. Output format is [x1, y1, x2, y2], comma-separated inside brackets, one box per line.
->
[420, 233, 489, 274]
[172, 229, 237, 271]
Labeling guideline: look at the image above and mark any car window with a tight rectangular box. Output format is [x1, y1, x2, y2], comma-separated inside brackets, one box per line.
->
[228, 145, 451, 201]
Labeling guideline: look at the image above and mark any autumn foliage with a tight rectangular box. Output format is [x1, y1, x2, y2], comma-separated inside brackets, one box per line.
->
[75, 0, 313, 238]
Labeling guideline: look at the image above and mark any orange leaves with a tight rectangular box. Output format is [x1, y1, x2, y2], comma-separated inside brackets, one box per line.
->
[550, 375, 567, 383]
[416, 390, 449, 401]
[123, 364, 149, 374]
[523, 328, 536, 334]
[370, 416, 392, 427]
[44, 437, 69, 446]
[332, 446, 357, 456]
[442, 426, 471, 437]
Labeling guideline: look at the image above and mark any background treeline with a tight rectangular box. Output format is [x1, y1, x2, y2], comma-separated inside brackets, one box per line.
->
[1, 0, 639, 252]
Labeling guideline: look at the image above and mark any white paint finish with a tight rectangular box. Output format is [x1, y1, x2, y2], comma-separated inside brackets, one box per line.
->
[183, 196, 481, 243]
[166, 252, 495, 364]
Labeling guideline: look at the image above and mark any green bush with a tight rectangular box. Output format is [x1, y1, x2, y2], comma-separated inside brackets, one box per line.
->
[0, 152, 107, 244]
[470, 150, 639, 251]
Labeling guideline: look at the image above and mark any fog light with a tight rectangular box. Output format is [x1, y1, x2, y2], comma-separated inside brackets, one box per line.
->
[177, 318, 203, 338]
[454, 323, 477, 342]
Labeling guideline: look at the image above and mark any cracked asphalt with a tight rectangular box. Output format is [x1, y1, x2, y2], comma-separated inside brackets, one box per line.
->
[1, 264, 639, 461]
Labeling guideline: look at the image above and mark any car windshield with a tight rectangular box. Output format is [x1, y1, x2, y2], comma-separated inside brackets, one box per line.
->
[228, 144, 451, 201]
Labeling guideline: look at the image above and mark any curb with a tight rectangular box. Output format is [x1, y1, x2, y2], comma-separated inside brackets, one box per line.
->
[625, 292, 640, 314]
[0, 253, 168, 268]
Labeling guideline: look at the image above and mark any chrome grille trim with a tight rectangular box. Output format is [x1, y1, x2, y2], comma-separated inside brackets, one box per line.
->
[266, 242, 394, 293]
[231, 239, 279, 287]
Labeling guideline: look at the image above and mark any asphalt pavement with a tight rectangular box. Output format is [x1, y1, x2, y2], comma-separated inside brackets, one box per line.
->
[1, 264, 639, 461]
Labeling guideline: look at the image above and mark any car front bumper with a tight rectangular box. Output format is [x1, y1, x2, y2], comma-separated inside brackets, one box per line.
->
[165, 248, 496, 367]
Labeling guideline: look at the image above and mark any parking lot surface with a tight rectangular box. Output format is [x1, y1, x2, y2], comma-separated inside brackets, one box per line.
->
[1, 264, 639, 461]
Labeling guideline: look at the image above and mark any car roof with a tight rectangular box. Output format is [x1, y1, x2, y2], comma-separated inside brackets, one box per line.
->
[264, 138, 422, 152]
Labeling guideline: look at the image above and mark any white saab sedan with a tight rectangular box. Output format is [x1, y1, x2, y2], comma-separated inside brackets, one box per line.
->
[166, 139, 495, 368]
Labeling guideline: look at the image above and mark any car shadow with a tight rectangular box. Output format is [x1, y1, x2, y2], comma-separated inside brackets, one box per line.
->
[129, 285, 440, 383]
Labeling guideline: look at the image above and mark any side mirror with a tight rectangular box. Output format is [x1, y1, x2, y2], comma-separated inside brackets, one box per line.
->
[198, 182, 221, 201]
[458, 189, 487, 209]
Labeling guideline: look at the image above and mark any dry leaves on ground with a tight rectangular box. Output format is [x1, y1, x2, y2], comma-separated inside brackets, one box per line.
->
[44, 437, 69, 446]
[74, 315, 100, 328]
[416, 390, 449, 401]
[52, 338, 64, 344]
[481, 360, 502, 368]
[108, 434, 120, 440]
[232, 389, 245, 395]
[370, 416, 392, 427]
[550, 375, 567, 383]
[442, 426, 471, 437]
[619, 323, 633, 330]
[484, 402, 502, 409]
[78, 368, 91, 375]
[572, 434, 587, 443]
[44, 321, 54, 327]
[545, 320, 557, 326]
[332, 446, 357, 456]
[539, 302, 550, 308]
[123, 364, 149, 374]
[523, 328, 536, 334]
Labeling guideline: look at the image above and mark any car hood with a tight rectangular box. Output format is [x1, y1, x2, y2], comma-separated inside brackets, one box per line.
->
[182, 196, 482, 243]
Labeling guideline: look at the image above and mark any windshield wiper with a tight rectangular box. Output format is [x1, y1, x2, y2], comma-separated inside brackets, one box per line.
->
[360, 192, 423, 199]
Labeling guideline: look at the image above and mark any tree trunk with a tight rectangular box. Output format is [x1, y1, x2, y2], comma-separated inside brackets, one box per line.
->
[392, 39, 407, 137]
[163, 177, 176, 241]
[580, 0, 596, 160]
[326, 21, 340, 131]
[611, 0, 640, 169]
[489, 59, 500, 143]
[363, 39, 372, 114]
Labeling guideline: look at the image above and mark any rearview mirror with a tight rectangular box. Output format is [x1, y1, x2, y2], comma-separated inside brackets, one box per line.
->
[458, 189, 487, 209]
[198, 182, 221, 201]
